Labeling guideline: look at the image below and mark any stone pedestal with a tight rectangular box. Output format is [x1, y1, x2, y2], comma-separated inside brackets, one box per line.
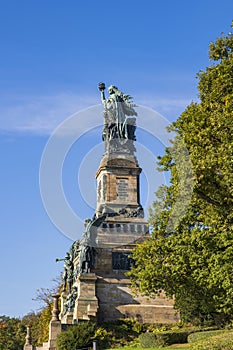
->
[93, 241, 179, 323]
[95, 153, 142, 219]
[47, 321, 61, 350]
[47, 295, 61, 350]
[24, 326, 35, 350]
[73, 273, 98, 321]
[24, 343, 35, 350]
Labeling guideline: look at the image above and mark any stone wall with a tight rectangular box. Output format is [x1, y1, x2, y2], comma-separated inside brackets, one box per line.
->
[93, 241, 179, 324]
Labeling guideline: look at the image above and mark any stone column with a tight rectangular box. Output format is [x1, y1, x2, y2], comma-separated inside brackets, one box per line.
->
[24, 325, 34, 350]
[51, 293, 60, 321]
[47, 294, 61, 350]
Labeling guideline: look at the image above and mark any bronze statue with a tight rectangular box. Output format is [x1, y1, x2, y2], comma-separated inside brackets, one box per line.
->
[69, 240, 80, 260]
[63, 286, 78, 314]
[77, 244, 97, 274]
[98, 82, 137, 144]
[60, 252, 74, 293]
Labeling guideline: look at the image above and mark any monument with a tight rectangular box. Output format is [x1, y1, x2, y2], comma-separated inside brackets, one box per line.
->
[58, 83, 179, 324]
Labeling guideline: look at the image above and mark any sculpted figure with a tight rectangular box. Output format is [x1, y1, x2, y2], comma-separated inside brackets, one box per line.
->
[75, 243, 97, 275]
[63, 286, 78, 314]
[70, 240, 80, 260]
[98, 82, 137, 142]
[82, 245, 97, 273]
[62, 252, 74, 294]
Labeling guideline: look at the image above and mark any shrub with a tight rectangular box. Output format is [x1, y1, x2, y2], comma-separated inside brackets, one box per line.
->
[114, 318, 146, 334]
[155, 330, 190, 346]
[94, 327, 114, 349]
[56, 321, 96, 350]
[95, 318, 147, 348]
[138, 333, 159, 348]
[139, 330, 190, 347]
[188, 329, 227, 343]
[189, 331, 233, 350]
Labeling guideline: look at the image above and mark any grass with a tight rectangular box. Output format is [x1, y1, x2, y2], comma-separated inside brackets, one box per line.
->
[106, 329, 233, 350]
[111, 345, 192, 350]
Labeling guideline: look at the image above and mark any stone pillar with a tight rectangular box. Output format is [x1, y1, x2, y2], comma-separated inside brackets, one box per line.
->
[24, 325, 35, 350]
[47, 294, 61, 350]
[73, 273, 98, 321]
[51, 294, 60, 321]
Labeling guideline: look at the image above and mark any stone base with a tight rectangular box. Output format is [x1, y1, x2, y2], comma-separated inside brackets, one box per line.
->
[24, 345, 35, 350]
[36, 343, 48, 350]
[47, 320, 61, 350]
[96, 274, 178, 323]
[73, 273, 98, 321]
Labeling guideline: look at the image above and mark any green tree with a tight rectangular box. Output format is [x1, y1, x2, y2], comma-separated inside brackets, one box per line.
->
[21, 306, 53, 347]
[0, 315, 26, 350]
[129, 23, 233, 324]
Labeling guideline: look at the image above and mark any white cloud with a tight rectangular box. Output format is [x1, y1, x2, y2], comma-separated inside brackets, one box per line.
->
[0, 93, 99, 135]
[136, 96, 198, 122]
[0, 91, 198, 135]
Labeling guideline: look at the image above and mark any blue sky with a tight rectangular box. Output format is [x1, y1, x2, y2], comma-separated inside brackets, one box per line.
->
[1, 0, 233, 317]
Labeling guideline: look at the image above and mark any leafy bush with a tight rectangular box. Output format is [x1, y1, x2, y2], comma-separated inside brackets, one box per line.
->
[94, 318, 147, 348]
[56, 321, 96, 350]
[119, 317, 145, 334]
[94, 327, 114, 349]
[188, 329, 227, 343]
[189, 331, 233, 350]
[156, 330, 190, 346]
[139, 330, 190, 347]
[138, 333, 159, 348]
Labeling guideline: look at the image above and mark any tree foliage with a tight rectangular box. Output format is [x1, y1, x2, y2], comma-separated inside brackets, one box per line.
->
[0, 282, 61, 349]
[29, 286, 57, 345]
[129, 23, 233, 324]
[25, 279, 62, 346]
[0, 315, 26, 350]
[21, 307, 53, 346]
[56, 321, 96, 350]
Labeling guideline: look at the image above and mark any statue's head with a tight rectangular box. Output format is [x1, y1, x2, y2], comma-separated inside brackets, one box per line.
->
[108, 85, 118, 94]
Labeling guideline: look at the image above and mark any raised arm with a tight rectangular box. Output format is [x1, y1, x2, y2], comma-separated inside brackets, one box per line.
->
[98, 82, 106, 104]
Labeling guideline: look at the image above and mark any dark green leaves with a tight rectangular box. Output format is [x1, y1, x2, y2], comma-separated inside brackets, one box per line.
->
[130, 24, 233, 325]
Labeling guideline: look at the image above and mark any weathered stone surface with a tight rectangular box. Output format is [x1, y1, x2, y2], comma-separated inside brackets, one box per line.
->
[116, 305, 180, 323]
[46, 295, 62, 350]
[47, 320, 61, 350]
[93, 242, 178, 323]
[95, 154, 142, 217]
[24, 346, 35, 350]
[73, 273, 98, 321]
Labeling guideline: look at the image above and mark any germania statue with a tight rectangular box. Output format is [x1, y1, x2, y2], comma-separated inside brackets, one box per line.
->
[98, 82, 137, 153]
